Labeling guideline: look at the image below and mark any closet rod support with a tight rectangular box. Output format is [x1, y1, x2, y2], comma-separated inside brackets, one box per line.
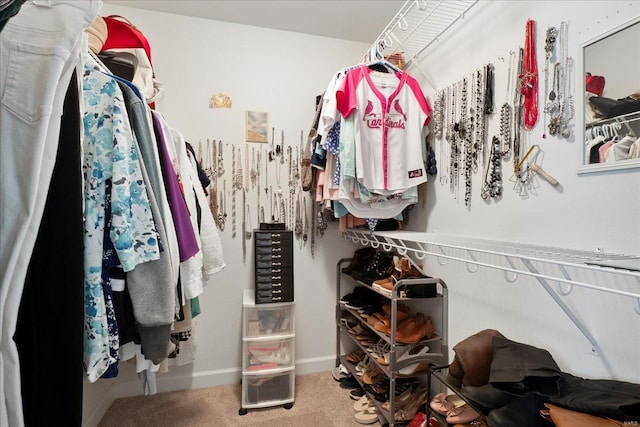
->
[521, 259, 602, 357]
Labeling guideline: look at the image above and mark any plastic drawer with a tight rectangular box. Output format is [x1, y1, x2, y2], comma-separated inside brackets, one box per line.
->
[243, 337, 294, 372]
[242, 370, 295, 407]
[243, 302, 294, 338]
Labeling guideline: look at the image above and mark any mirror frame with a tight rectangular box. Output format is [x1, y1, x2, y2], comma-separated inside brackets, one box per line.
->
[577, 15, 640, 174]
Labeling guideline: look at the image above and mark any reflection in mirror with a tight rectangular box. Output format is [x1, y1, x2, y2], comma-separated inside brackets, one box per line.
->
[580, 17, 640, 173]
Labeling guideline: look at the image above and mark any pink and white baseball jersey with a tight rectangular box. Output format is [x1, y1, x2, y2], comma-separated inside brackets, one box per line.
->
[336, 65, 431, 195]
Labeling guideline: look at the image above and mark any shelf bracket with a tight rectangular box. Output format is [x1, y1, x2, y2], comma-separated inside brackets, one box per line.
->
[521, 259, 602, 357]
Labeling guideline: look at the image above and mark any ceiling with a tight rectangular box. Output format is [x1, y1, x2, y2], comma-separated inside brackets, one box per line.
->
[103, 0, 405, 44]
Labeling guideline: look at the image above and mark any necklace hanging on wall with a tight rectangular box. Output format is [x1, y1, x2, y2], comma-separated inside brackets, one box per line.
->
[294, 192, 302, 241]
[268, 127, 275, 162]
[264, 147, 269, 195]
[288, 146, 295, 229]
[310, 199, 316, 257]
[500, 51, 514, 159]
[231, 147, 237, 238]
[217, 140, 225, 177]
[542, 25, 557, 139]
[250, 147, 257, 189]
[279, 130, 285, 165]
[242, 189, 247, 262]
[256, 148, 261, 224]
[205, 139, 218, 220]
[316, 206, 327, 237]
[302, 195, 308, 244]
[274, 151, 284, 224]
[245, 145, 250, 190]
[217, 180, 227, 231]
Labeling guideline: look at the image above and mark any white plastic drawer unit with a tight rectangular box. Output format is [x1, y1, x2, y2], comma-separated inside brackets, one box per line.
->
[243, 302, 295, 338]
[243, 337, 295, 372]
[242, 371, 295, 408]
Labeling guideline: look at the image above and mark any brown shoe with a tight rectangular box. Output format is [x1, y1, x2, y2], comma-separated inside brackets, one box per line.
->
[396, 313, 435, 344]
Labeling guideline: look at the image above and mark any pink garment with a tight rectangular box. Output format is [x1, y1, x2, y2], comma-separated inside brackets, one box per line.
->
[336, 65, 431, 194]
[598, 141, 614, 163]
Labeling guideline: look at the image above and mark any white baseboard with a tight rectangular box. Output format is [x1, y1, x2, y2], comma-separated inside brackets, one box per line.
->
[83, 354, 337, 426]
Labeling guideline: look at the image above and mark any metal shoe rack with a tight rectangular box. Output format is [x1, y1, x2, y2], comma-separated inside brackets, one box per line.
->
[335, 258, 449, 426]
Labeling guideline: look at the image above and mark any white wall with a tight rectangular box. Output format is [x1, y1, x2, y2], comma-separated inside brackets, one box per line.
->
[410, 0, 640, 386]
[84, 2, 640, 426]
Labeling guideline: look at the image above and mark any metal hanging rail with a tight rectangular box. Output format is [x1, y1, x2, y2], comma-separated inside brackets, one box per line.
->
[343, 229, 640, 355]
[367, 0, 480, 72]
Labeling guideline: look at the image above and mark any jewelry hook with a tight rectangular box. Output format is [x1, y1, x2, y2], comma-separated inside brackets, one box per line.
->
[414, 242, 427, 260]
[436, 244, 448, 266]
[503, 256, 519, 283]
[465, 250, 479, 273]
[398, 15, 409, 31]
[556, 265, 574, 296]
[415, 0, 428, 11]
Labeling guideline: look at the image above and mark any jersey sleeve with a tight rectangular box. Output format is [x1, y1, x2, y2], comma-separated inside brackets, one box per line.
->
[406, 75, 432, 126]
[336, 66, 364, 119]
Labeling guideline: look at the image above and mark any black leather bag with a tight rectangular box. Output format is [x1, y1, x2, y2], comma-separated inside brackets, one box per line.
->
[589, 96, 640, 119]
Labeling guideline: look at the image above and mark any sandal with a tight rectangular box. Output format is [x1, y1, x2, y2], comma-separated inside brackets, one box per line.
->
[353, 395, 373, 412]
[355, 406, 379, 424]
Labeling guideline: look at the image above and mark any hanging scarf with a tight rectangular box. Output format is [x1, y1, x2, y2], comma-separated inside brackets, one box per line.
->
[520, 19, 538, 130]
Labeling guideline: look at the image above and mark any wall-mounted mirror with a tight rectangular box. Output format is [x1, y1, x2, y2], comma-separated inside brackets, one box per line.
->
[578, 16, 640, 174]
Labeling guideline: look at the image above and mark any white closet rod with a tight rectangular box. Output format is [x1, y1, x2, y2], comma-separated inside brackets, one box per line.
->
[343, 230, 640, 301]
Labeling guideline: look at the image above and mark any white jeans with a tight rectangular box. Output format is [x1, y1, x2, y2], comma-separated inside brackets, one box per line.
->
[0, 1, 100, 426]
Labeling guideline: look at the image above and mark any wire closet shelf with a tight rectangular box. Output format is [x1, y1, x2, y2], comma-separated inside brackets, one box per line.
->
[342, 230, 640, 306]
[368, 0, 480, 69]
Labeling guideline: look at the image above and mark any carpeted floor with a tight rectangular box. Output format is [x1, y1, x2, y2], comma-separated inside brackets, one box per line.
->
[98, 371, 377, 427]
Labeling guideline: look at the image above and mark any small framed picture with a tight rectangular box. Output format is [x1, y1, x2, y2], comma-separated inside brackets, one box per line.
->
[245, 111, 269, 143]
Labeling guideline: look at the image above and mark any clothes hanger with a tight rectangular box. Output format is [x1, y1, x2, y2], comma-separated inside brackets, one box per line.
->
[364, 40, 401, 74]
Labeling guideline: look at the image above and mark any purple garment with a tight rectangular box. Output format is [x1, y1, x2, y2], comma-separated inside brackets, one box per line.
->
[151, 112, 199, 261]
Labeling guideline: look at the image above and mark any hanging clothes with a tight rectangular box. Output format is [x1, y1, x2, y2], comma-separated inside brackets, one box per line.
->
[0, 1, 100, 426]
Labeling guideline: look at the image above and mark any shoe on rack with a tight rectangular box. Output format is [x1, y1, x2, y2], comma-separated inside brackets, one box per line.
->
[397, 362, 430, 377]
[338, 375, 360, 389]
[353, 395, 374, 412]
[362, 380, 390, 401]
[332, 364, 350, 381]
[429, 393, 466, 416]
[381, 380, 420, 410]
[349, 387, 365, 400]
[394, 387, 428, 422]
[361, 360, 384, 385]
[345, 348, 365, 364]
[396, 313, 435, 344]
[446, 404, 482, 424]
[354, 405, 379, 425]
[342, 247, 377, 275]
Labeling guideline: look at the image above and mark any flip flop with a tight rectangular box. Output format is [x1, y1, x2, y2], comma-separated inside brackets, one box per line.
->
[354, 406, 378, 424]
[353, 395, 373, 412]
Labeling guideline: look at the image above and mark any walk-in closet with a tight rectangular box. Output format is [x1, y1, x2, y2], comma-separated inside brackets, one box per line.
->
[1, 1, 639, 426]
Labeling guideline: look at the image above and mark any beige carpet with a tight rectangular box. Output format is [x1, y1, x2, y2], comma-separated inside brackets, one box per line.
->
[98, 371, 378, 427]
